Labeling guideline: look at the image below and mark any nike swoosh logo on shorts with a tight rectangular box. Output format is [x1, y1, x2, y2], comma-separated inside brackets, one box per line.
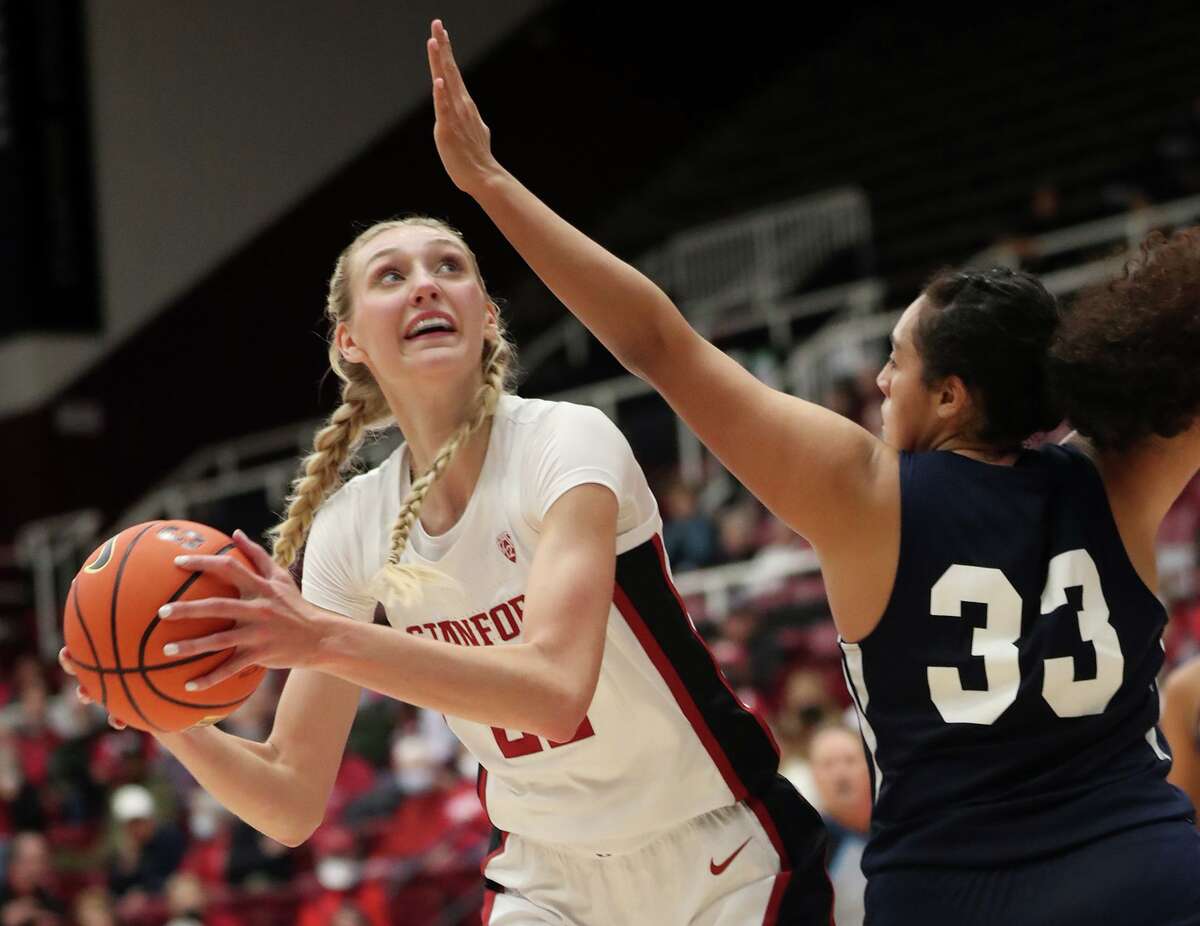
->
[709, 837, 752, 876]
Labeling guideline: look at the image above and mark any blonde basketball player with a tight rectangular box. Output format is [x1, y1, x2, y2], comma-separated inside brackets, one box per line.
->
[60, 23, 833, 925]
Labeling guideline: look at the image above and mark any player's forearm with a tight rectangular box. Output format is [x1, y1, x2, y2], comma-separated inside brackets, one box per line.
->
[311, 618, 586, 742]
[154, 725, 319, 846]
[470, 168, 694, 379]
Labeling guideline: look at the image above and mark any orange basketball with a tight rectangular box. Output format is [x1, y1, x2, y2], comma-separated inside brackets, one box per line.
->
[62, 520, 266, 732]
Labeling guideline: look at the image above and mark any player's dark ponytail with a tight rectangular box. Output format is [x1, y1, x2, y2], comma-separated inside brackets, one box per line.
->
[917, 267, 1063, 449]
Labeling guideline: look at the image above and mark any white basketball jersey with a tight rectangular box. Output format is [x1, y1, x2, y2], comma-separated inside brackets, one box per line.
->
[301, 395, 781, 850]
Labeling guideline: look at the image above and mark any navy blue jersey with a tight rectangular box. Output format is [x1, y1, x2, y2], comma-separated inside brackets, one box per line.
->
[840, 444, 1194, 874]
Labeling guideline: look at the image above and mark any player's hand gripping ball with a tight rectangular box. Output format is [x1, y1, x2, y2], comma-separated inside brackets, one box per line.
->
[62, 521, 266, 732]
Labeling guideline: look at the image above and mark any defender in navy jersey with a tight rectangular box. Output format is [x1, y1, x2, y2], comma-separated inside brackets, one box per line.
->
[450, 67, 1200, 918]
[842, 443, 1192, 870]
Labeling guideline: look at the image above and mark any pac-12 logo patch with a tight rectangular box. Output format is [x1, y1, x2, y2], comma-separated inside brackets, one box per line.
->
[497, 531, 517, 564]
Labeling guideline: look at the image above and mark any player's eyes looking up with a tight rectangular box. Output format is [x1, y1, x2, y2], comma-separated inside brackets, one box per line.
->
[374, 256, 464, 287]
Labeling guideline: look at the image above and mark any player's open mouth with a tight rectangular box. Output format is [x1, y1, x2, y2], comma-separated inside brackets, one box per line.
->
[404, 311, 458, 340]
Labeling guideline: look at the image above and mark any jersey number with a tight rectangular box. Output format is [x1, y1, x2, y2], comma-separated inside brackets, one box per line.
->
[490, 716, 596, 759]
[928, 550, 1124, 725]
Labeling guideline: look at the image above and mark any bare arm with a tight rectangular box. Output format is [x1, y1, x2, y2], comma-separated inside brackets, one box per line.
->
[155, 669, 360, 846]
[1097, 418, 1200, 529]
[1162, 658, 1200, 818]
[1067, 420, 1200, 590]
[60, 641, 359, 847]
[166, 484, 618, 745]
[426, 22, 891, 555]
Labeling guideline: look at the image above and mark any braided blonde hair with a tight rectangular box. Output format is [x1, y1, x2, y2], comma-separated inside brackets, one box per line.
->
[270, 217, 515, 608]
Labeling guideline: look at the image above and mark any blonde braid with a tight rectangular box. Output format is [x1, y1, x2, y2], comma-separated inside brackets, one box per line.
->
[270, 377, 391, 569]
[367, 338, 512, 608]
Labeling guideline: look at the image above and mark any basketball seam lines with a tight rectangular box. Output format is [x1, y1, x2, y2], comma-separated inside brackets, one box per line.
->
[68, 651, 220, 675]
[136, 542, 260, 711]
[110, 522, 165, 732]
[70, 584, 108, 708]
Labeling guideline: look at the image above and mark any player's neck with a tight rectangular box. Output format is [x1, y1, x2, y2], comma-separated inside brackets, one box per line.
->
[388, 372, 485, 468]
[932, 433, 1020, 466]
[410, 419, 494, 537]
[386, 376, 496, 535]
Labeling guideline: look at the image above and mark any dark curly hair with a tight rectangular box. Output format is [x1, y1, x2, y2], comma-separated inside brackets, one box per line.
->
[917, 267, 1063, 448]
[1048, 228, 1200, 452]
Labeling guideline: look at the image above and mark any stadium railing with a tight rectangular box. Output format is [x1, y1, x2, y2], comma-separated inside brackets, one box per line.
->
[521, 187, 874, 376]
[971, 192, 1200, 275]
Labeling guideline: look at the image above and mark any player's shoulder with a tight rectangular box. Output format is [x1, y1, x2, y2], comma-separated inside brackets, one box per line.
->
[497, 394, 620, 441]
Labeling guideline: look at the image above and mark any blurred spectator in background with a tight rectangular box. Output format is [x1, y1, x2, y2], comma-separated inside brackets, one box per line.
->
[373, 733, 490, 925]
[178, 789, 228, 886]
[180, 787, 296, 894]
[773, 668, 837, 811]
[1156, 474, 1200, 610]
[225, 818, 295, 892]
[997, 178, 1076, 273]
[87, 726, 152, 791]
[709, 605, 768, 711]
[810, 723, 871, 926]
[742, 516, 809, 602]
[106, 784, 185, 914]
[821, 375, 865, 426]
[661, 476, 719, 570]
[298, 826, 387, 926]
[70, 887, 115, 926]
[329, 906, 373, 926]
[715, 500, 761, 565]
[218, 675, 278, 745]
[1153, 95, 1200, 201]
[0, 831, 65, 925]
[344, 708, 459, 828]
[163, 871, 241, 926]
[323, 754, 377, 829]
[854, 365, 883, 436]
[0, 661, 60, 823]
[0, 727, 44, 836]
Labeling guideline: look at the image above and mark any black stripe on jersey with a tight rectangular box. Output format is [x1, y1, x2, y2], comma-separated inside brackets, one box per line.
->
[613, 536, 780, 800]
[749, 776, 835, 925]
[481, 827, 507, 896]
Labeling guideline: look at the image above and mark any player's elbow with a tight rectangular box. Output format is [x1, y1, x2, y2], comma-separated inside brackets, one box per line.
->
[273, 815, 321, 849]
[265, 791, 326, 848]
[533, 677, 594, 744]
[537, 700, 590, 745]
[617, 294, 686, 381]
[273, 830, 308, 850]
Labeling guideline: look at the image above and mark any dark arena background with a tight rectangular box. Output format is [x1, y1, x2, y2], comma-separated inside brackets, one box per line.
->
[2, 1, 1199, 923]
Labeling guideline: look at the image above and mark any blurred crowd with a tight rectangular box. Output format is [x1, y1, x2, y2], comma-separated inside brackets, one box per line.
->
[992, 94, 1200, 274]
[0, 664, 491, 925]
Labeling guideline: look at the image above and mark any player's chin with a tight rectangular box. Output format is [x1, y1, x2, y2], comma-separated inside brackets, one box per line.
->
[879, 411, 895, 448]
[407, 344, 483, 384]
[879, 423, 914, 453]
